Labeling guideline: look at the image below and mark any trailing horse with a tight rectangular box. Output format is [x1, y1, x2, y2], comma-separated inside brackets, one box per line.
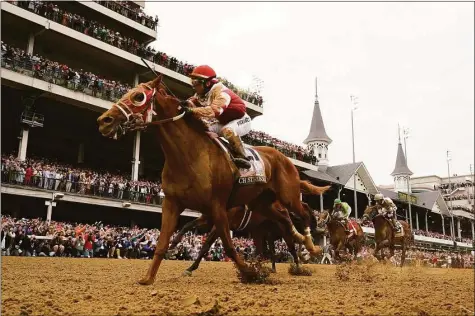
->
[316, 210, 365, 262]
[362, 205, 413, 266]
[170, 200, 317, 275]
[97, 76, 330, 285]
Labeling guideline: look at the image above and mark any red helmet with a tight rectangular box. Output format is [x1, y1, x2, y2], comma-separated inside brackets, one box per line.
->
[190, 65, 217, 80]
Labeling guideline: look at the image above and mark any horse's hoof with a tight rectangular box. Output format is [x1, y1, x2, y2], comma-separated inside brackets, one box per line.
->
[182, 270, 192, 277]
[310, 246, 323, 256]
[137, 277, 155, 285]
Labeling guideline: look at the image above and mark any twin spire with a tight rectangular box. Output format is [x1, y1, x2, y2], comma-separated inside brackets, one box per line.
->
[391, 124, 413, 176]
[303, 77, 332, 145]
[303, 78, 412, 179]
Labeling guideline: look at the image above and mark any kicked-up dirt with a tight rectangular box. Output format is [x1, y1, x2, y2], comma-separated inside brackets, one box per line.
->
[2, 257, 474, 315]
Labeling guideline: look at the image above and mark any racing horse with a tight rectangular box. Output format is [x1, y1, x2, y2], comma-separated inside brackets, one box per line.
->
[362, 205, 413, 266]
[97, 76, 329, 285]
[316, 210, 365, 261]
[170, 200, 318, 275]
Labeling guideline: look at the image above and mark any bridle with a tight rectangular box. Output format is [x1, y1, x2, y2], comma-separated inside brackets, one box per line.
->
[111, 82, 187, 138]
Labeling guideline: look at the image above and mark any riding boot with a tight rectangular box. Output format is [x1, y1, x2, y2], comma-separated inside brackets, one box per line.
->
[223, 130, 251, 169]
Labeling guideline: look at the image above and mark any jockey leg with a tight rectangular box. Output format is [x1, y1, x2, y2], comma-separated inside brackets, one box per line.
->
[392, 216, 400, 232]
[221, 127, 251, 169]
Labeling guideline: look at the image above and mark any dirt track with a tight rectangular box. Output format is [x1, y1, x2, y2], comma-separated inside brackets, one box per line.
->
[2, 257, 474, 315]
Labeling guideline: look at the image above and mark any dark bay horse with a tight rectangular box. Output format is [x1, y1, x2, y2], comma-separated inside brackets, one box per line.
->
[362, 205, 413, 266]
[97, 76, 328, 285]
[170, 200, 317, 275]
[316, 210, 365, 261]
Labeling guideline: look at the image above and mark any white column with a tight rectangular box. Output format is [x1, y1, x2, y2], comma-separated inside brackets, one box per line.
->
[450, 216, 455, 239]
[471, 221, 474, 241]
[416, 211, 419, 230]
[45, 200, 56, 224]
[457, 218, 461, 239]
[319, 193, 324, 212]
[426, 211, 429, 232]
[131, 131, 141, 181]
[230, 231, 233, 238]
[441, 215, 445, 236]
[17, 127, 29, 161]
[77, 143, 85, 164]
[134, 73, 139, 86]
[27, 33, 35, 55]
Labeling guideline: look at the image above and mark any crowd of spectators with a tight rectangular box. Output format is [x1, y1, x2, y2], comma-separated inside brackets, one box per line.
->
[6, 1, 264, 106]
[1, 42, 132, 103]
[389, 248, 473, 268]
[438, 181, 474, 194]
[1, 154, 164, 205]
[445, 194, 474, 201]
[448, 205, 475, 214]
[93, 0, 159, 30]
[2, 215, 473, 268]
[243, 131, 316, 164]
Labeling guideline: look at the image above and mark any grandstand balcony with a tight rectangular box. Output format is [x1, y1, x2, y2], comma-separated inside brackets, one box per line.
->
[1, 1, 264, 118]
[73, 1, 158, 41]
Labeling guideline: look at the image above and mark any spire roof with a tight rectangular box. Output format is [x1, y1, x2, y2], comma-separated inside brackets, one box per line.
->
[303, 77, 332, 145]
[391, 142, 413, 176]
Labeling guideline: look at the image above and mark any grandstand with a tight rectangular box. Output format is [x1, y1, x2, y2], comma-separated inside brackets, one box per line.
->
[1, 0, 473, 251]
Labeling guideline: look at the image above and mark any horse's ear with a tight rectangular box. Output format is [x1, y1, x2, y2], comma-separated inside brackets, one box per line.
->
[150, 75, 162, 89]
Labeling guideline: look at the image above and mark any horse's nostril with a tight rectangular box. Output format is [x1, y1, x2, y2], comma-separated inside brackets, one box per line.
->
[102, 116, 113, 124]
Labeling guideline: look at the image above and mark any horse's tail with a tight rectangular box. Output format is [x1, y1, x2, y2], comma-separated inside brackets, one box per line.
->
[300, 181, 331, 195]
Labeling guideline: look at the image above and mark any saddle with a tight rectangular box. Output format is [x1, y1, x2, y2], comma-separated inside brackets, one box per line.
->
[206, 132, 267, 186]
[333, 218, 356, 237]
[379, 214, 404, 237]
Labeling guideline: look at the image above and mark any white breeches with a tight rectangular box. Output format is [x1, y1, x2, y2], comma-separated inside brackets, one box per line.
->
[208, 113, 252, 137]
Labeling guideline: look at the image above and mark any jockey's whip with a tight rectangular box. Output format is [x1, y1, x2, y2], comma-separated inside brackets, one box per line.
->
[141, 58, 161, 78]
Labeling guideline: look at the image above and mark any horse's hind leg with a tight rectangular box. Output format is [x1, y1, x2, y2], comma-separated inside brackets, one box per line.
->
[183, 227, 218, 276]
[269, 233, 277, 273]
[255, 197, 306, 247]
[400, 242, 407, 267]
[169, 216, 209, 251]
[282, 230, 300, 270]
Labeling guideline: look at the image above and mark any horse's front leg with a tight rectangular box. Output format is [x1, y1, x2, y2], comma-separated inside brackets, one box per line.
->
[209, 204, 257, 281]
[138, 197, 182, 285]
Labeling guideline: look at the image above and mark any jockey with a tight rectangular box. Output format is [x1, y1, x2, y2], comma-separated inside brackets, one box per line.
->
[332, 199, 351, 233]
[186, 65, 252, 169]
[374, 193, 400, 232]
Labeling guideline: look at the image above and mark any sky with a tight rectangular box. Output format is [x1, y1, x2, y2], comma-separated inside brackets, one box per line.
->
[144, 2, 474, 186]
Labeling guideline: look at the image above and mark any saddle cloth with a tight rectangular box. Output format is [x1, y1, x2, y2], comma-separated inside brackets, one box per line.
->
[215, 137, 267, 186]
[347, 220, 358, 235]
[394, 221, 405, 238]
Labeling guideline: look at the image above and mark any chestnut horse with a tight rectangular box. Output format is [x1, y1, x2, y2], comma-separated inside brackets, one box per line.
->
[362, 205, 413, 266]
[316, 210, 365, 261]
[97, 76, 328, 285]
